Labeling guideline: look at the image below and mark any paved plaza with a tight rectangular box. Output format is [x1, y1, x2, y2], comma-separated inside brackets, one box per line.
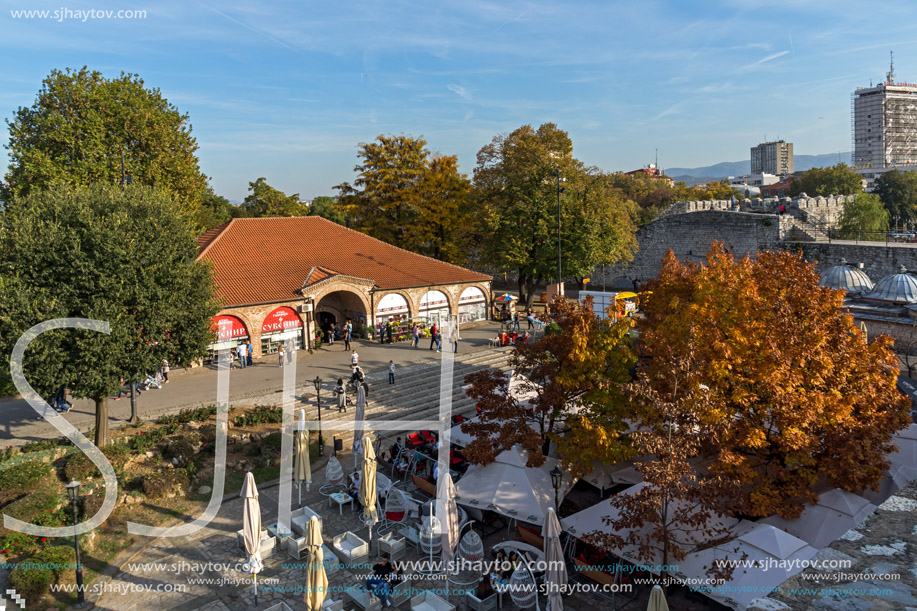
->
[0, 322, 502, 448]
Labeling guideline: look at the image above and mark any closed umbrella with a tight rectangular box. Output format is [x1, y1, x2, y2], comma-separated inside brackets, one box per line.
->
[304, 516, 328, 610]
[360, 434, 378, 543]
[294, 409, 311, 505]
[354, 384, 366, 471]
[647, 585, 669, 611]
[437, 473, 460, 573]
[241, 472, 263, 606]
[542, 507, 566, 611]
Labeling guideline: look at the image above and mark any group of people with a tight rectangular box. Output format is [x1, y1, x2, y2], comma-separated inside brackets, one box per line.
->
[234, 342, 254, 368]
[324, 320, 354, 351]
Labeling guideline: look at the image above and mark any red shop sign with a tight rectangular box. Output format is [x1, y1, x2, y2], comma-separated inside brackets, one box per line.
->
[212, 315, 248, 340]
[261, 306, 303, 333]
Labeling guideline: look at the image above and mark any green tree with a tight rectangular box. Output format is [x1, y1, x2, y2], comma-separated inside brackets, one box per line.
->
[788, 163, 863, 197]
[308, 195, 346, 225]
[837, 193, 889, 238]
[473, 124, 638, 307]
[196, 185, 233, 230]
[335, 135, 471, 261]
[0, 184, 219, 447]
[2, 67, 208, 220]
[874, 169, 917, 226]
[240, 177, 307, 217]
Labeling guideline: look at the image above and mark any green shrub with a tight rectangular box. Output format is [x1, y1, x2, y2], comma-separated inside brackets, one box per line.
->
[142, 470, 190, 498]
[232, 405, 282, 427]
[129, 427, 170, 453]
[63, 443, 131, 481]
[199, 425, 216, 445]
[0, 460, 51, 504]
[262, 432, 282, 451]
[2, 489, 62, 529]
[10, 545, 76, 605]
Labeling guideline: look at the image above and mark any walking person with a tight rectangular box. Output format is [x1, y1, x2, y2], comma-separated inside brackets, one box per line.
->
[277, 344, 284, 368]
[452, 328, 459, 353]
[435, 331, 442, 352]
[527, 308, 535, 330]
[286, 342, 293, 365]
[429, 323, 438, 350]
[344, 321, 352, 351]
[54, 384, 73, 412]
[512, 312, 520, 331]
[328, 323, 335, 346]
[335, 378, 347, 413]
[237, 345, 246, 369]
[351, 350, 359, 368]
[247, 342, 253, 366]
[161, 359, 170, 383]
[411, 324, 420, 348]
[388, 360, 395, 384]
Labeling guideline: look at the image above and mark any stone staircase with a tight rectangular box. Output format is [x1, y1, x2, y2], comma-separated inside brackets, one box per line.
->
[231, 347, 514, 446]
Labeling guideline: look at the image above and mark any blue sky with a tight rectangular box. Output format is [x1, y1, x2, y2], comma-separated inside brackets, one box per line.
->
[2, 0, 916, 201]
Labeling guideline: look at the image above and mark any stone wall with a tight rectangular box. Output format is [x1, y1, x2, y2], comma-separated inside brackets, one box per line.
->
[790, 242, 917, 280]
[596, 210, 788, 286]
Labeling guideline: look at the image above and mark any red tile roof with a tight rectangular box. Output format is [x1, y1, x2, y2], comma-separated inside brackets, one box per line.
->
[198, 217, 491, 307]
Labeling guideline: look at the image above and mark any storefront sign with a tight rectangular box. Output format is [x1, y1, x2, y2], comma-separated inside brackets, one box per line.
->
[261, 306, 303, 334]
[212, 315, 248, 340]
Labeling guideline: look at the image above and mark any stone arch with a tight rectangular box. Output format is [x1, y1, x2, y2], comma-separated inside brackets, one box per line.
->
[373, 290, 413, 322]
[313, 286, 371, 333]
[216, 310, 255, 340]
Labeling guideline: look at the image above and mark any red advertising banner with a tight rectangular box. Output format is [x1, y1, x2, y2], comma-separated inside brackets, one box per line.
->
[212, 315, 248, 340]
[261, 306, 303, 333]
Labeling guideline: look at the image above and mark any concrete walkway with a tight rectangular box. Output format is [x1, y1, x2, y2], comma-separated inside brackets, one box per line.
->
[0, 323, 503, 448]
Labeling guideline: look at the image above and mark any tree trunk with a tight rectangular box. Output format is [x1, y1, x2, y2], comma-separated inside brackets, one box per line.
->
[517, 273, 528, 306]
[524, 277, 539, 310]
[94, 396, 109, 448]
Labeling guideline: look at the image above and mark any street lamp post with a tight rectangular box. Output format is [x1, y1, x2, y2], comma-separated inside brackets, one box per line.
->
[550, 465, 563, 510]
[312, 376, 324, 455]
[65, 479, 86, 607]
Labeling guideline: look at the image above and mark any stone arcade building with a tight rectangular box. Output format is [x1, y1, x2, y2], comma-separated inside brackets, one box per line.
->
[197, 217, 492, 359]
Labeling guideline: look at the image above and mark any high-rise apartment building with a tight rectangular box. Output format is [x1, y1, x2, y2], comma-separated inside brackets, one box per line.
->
[750, 140, 794, 176]
[852, 63, 917, 170]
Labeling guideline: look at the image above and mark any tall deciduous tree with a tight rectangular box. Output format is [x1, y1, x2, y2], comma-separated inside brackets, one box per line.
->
[837, 193, 889, 238]
[473, 124, 638, 307]
[463, 297, 635, 471]
[308, 195, 346, 225]
[335, 135, 471, 262]
[639, 245, 910, 518]
[2, 67, 208, 220]
[591, 353, 741, 585]
[0, 184, 219, 447]
[788, 163, 863, 197]
[240, 177, 307, 217]
[197, 185, 234, 230]
[874, 169, 917, 226]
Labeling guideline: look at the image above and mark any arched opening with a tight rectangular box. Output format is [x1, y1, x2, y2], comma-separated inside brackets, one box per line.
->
[260, 306, 304, 355]
[209, 314, 249, 363]
[458, 286, 487, 323]
[316, 290, 368, 338]
[419, 289, 450, 326]
[375, 292, 411, 322]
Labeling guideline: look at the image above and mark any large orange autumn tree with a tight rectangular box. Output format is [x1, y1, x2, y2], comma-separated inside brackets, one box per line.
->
[640, 244, 910, 519]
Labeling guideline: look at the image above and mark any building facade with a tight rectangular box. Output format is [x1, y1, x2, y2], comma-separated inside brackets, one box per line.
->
[198, 217, 492, 360]
[750, 140, 794, 176]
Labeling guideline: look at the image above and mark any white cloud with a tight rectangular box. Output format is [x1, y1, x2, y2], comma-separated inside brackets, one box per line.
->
[447, 83, 471, 100]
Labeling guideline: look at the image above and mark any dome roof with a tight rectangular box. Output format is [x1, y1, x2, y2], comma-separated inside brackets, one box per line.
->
[863, 265, 917, 303]
[819, 259, 873, 295]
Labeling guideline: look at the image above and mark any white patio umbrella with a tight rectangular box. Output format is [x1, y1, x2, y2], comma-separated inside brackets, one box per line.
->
[304, 516, 328, 611]
[454, 445, 575, 526]
[647, 585, 669, 611]
[241, 472, 263, 606]
[353, 384, 366, 471]
[360, 434, 379, 543]
[437, 473, 460, 573]
[542, 507, 566, 611]
[761, 488, 876, 549]
[294, 409, 312, 505]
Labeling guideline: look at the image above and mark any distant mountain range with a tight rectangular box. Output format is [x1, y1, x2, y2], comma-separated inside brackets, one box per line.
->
[666, 152, 851, 186]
